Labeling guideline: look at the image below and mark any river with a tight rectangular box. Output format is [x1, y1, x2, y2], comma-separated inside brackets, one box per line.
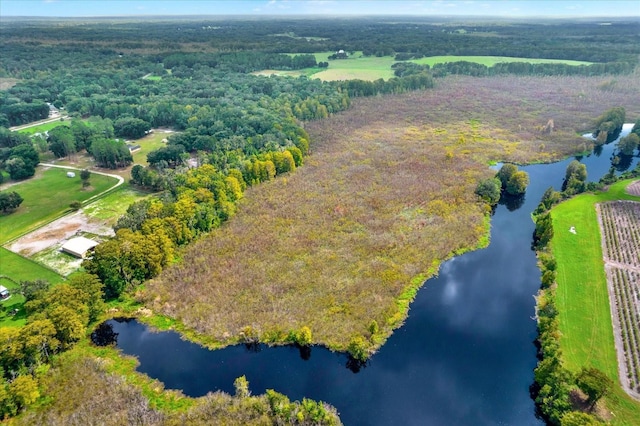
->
[94, 124, 638, 425]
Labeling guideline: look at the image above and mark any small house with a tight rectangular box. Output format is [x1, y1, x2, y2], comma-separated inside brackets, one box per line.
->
[0, 286, 10, 300]
[67, 172, 76, 178]
[61, 236, 99, 258]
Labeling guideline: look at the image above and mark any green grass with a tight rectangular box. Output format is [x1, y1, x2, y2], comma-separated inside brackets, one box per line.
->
[266, 52, 594, 82]
[0, 247, 63, 327]
[411, 55, 592, 67]
[310, 51, 396, 81]
[17, 119, 70, 135]
[0, 167, 119, 244]
[551, 179, 640, 421]
[82, 183, 151, 227]
[132, 131, 171, 165]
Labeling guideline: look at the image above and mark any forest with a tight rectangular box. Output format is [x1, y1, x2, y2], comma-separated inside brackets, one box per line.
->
[1, 15, 640, 425]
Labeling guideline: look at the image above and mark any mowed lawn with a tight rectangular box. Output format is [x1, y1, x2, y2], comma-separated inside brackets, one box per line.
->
[312, 52, 396, 81]
[131, 131, 171, 166]
[0, 247, 63, 327]
[551, 179, 640, 421]
[0, 167, 118, 244]
[16, 119, 70, 135]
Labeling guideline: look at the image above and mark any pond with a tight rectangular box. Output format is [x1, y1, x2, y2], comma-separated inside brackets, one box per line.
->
[94, 125, 638, 425]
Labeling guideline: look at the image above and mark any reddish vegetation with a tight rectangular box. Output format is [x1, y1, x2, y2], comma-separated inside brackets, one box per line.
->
[141, 75, 640, 352]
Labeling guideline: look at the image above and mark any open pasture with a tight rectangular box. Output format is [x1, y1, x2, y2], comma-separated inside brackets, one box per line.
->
[411, 55, 592, 67]
[0, 167, 118, 244]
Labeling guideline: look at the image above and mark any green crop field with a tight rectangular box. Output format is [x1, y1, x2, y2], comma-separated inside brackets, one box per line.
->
[551, 179, 640, 421]
[0, 247, 63, 327]
[411, 55, 592, 67]
[0, 167, 119, 244]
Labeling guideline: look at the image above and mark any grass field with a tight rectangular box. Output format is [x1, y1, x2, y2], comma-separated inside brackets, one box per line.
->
[262, 53, 595, 82]
[0, 167, 118, 244]
[131, 131, 171, 165]
[411, 55, 592, 67]
[16, 119, 70, 135]
[0, 247, 63, 327]
[551, 179, 640, 420]
[82, 183, 151, 227]
[308, 51, 397, 81]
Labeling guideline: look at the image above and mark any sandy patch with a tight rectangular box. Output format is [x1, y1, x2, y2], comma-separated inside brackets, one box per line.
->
[7, 210, 114, 257]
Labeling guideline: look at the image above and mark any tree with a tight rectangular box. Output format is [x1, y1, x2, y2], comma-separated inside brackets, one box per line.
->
[5, 157, 34, 180]
[0, 191, 23, 212]
[618, 133, 639, 156]
[80, 169, 91, 188]
[496, 163, 518, 189]
[475, 177, 501, 205]
[19, 279, 50, 302]
[69, 200, 82, 210]
[233, 375, 250, 398]
[114, 117, 150, 139]
[47, 126, 76, 158]
[8, 375, 39, 409]
[506, 170, 530, 195]
[563, 160, 587, 196]
[575, 367, 613, 409]
[68, 273, 105, 322]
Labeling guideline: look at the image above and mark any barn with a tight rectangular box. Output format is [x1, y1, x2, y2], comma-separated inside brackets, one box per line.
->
[61, 236, 99, 258]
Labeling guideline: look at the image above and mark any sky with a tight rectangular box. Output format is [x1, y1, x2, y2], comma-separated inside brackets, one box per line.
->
[1, 1, 639, 18]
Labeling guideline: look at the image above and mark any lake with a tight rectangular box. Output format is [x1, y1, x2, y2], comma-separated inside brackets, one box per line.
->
[94, 124, 638, 425]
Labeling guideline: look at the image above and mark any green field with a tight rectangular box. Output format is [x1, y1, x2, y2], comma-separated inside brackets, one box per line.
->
[0, 247, 63, 327]
[17, 119, 70, 135]
[271, 53, 594, 82]
[310, 51, 396, 81]
[551, 179, 640, 420]
[82, 183, 151, 227]
[411, 55, 592, 67]
[0, 167, 119, 244]
[131, 131, 171, 165]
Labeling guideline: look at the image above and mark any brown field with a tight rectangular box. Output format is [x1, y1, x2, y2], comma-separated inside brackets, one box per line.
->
[140, 74, 640, 354]
[598, 200, 640, 400]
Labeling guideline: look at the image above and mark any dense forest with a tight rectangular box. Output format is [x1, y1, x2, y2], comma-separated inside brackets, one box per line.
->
[1, 16, 640, 424]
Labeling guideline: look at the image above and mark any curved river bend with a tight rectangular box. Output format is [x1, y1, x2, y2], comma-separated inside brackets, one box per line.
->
[96, 125, 638, 425]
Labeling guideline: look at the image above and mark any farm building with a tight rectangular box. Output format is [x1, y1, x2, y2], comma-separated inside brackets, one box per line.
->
[0, 286, 9, 300]
[61, 236, 99, 258]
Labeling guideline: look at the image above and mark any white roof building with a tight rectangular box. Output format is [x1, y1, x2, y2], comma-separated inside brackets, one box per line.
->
[61, 236, 99, 258]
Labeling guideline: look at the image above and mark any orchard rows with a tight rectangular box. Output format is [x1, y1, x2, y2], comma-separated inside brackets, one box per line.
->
[598, 200, 640, 396]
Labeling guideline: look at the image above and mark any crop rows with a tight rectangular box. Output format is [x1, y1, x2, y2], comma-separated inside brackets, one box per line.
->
[599, 201, 640, 269]
[608, 266, 640, 392]
[598, 200, 640, 396]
